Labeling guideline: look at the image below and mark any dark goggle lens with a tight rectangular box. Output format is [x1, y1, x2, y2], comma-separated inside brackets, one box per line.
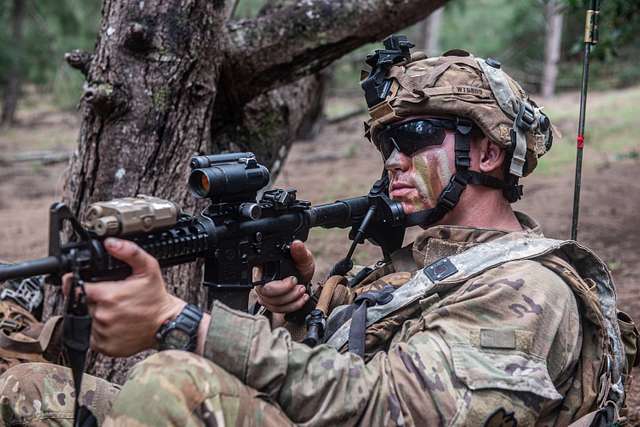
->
[374, 120, 448, 160]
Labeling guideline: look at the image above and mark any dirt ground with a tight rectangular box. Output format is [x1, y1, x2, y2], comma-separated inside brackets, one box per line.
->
[0, 95, 639, 419]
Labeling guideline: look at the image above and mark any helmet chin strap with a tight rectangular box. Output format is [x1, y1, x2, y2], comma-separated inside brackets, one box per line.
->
[403, 118, 522, 228]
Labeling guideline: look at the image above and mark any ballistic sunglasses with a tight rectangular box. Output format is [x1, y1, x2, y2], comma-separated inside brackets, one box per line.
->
[372, 118, 460, 160]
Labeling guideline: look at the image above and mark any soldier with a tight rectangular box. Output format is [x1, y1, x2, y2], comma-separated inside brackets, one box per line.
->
[1, 39, 637, 426]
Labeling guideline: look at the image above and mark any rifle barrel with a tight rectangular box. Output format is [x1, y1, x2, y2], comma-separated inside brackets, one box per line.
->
[310, 196, 370, 228]
[0, 256, 61, 282]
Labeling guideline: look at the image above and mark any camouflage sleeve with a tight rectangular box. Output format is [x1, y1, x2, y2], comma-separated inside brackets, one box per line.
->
[204, 259, 581, 426]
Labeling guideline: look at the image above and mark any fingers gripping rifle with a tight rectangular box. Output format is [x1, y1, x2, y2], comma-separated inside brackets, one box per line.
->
[0, 152, 407, 424]
[0, 153, 406, 306]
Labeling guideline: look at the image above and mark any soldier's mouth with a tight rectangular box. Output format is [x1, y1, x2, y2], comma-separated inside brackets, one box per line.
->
[390, 182, 415, 199]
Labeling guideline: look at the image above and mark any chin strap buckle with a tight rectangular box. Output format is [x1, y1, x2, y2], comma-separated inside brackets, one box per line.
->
[454, 118, 473, 170]
[438, 173, 469, 211]
[504, 184, 524, 203]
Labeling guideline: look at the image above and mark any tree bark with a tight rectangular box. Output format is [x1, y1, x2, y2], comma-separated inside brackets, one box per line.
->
[50, 0, 448, 382]
[542, 0, 564, 98]
[1, 0, 26, 126]
[225, 0, 446, 103]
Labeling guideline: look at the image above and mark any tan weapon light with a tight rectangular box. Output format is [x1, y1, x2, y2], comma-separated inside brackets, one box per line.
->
[83, 195, 180, 237]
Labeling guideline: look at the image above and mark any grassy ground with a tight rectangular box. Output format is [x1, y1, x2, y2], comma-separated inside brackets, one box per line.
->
[535, 85, 640, 175]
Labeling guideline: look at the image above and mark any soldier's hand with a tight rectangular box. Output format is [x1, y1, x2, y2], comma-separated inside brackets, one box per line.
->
[63, 238, 185, 357]
[255, 240, 315, 314]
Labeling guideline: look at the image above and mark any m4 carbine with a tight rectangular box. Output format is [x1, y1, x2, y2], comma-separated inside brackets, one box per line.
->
[0, 152, 407, 312]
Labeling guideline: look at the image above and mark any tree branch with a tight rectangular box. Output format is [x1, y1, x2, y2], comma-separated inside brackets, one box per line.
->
[64, 50, 93, 76]
[224, 0, 447, 103]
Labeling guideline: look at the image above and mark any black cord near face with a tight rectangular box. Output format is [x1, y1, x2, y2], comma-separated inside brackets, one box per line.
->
[372, 118, 459, 160]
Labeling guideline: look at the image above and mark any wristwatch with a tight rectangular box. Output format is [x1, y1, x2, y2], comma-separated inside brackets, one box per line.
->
[155, 304, 203, 352]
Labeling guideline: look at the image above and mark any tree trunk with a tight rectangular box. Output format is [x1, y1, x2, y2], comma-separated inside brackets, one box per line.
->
[421, 6, 443, 56]
[542, 0, 564, 98]
[49, 0, 447, 383]
[1, 0, 26, 126]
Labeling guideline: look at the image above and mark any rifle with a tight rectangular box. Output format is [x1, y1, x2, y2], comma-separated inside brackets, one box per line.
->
[0, 152, 407, 310]
[1, 151, 412, 425]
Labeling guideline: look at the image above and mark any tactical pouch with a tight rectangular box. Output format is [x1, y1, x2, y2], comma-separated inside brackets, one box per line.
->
[0, 300, 64, 374]
[617, 310, 640, 373]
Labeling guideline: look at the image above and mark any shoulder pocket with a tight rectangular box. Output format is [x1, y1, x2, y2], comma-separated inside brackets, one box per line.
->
[451, 342, 562, 401]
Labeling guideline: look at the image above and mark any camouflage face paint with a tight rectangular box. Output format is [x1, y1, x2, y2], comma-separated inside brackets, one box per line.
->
[386, 145, 453, 215]
[413, 148, 452, 209]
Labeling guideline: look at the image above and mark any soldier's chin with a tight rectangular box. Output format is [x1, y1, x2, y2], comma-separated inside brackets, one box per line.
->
[400, 201, 420, 215]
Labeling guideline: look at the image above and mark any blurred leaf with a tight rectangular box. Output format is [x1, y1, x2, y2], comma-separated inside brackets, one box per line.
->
[0, 0, 101, 108]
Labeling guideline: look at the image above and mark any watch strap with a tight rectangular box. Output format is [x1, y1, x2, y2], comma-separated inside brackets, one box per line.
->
[156, 303, 203, 352]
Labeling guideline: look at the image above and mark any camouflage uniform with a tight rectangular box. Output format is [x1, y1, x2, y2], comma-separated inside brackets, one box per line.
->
[1, 45, 636, 426]
[1, 212, 621, 426]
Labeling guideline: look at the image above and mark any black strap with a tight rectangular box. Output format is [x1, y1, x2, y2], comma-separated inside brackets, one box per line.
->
[589, 402, 617, 427]
[348, 266, 374, 288]
[416, 119, 473, 223]
[453, 120, 472, 170]
[75, 405, 98, 427]
[63, 268, 97, 427]
[63, 313, 96, 427]
[323, 305, 356, 341]
[463, 170, 522, 202]
[464, 170, 502, 189]
[348, 286, 394, 358]
[395, 118, 523, 226]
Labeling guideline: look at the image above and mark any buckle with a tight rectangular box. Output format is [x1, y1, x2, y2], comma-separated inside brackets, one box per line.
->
[504, 184, 523, 203]
[438, 174, 468, 210]
[455, 118, 473, 135]
[0, 277, 44, 313]
[0, 318, 22, 333]
[515, 102, 536, 130]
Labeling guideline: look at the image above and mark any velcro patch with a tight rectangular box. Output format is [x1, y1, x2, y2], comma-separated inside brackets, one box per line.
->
[480, 329, 517, 349]
[423, 258, 458, 282]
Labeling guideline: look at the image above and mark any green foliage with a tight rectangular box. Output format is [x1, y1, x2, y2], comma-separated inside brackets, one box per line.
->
[536, 85, 640, 175]
[1, 0, 638, 114]
[328, 0, 640, 96]
[0, 0, 101, 110]
[561, 0, 640, 89]
[563, 0, 640, 53]
[439, 0, 547, 90]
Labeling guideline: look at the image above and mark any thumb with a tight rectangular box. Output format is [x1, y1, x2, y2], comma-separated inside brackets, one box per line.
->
[290, 240, 315, 283]
[103, 238, 157, 277]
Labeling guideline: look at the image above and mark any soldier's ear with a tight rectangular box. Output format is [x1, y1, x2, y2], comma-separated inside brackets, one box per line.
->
[478, 139, 506, 175]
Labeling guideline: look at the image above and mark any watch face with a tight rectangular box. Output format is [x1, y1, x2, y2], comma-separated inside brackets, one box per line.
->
[164, 328, 191, 350]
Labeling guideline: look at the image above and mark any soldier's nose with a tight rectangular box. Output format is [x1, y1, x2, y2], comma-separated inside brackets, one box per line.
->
[384, 149, 411, 172]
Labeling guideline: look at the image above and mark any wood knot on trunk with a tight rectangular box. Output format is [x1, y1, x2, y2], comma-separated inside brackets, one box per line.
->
[64, 50, 93, 77]
[123, 22, 152, 53]
[83, 83, 127, 118]
[189, 82, 214, 100]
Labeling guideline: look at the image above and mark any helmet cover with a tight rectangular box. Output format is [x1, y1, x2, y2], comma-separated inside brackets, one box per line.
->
[363, 47, 554, 176]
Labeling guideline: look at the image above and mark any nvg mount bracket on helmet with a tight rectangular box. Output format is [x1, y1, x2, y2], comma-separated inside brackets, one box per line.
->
[361, 35, 414, 108]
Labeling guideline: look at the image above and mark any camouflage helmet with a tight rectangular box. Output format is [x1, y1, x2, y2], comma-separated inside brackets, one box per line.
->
[363, 41, 554, 177]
